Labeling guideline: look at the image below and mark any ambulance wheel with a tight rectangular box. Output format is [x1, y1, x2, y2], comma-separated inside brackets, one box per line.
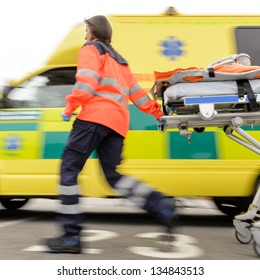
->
[235, 228, 252, 244]
[214, 178, 260, 216]
[213, 197, 249, 216]
[253, 241, 260, 257]
[0, 198, 29, 210]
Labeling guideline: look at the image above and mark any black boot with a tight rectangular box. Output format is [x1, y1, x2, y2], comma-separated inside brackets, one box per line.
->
[144, 191, 178, 233]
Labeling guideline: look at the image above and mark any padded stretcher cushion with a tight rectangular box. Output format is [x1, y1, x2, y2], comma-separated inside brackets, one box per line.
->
[164, 80, 260, 101]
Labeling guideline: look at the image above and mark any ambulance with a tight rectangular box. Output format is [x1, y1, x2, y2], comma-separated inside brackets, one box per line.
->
[0, 8, 260, 216]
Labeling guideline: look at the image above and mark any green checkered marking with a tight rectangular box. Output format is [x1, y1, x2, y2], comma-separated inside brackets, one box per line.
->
[129, 105, 157, 130]
[242, 125, 260, 131]
[169, 131, 217, 159]
[0, 123, 37, 131]
[43, 132, 98, 159]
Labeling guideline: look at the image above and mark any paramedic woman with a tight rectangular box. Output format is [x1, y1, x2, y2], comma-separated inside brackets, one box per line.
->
[45, 15, 177, 254]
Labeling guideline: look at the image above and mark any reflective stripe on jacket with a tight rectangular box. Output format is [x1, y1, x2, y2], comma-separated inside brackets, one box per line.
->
[64, 41, 162, 137]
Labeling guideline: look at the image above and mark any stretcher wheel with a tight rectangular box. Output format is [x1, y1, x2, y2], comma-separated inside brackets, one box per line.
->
[194, 127, 205, 133]
[253, 241, 260, 257]
[235, 228, 252, 244]
[223, 125, 233, 134]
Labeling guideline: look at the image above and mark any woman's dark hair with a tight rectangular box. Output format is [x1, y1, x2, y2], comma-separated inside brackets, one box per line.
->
[84, 15, 112, 47]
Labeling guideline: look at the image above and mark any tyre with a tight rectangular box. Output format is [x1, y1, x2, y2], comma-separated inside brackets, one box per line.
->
[213, 197, 252, 216]
[213, 176, 260, 217]
[0, 198, 29, 210]
[253, 241, 260, 257]
[235, 228, 252, 244]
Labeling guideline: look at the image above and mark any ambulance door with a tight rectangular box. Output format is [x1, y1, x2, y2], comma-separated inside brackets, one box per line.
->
[0, 67, 76, 209]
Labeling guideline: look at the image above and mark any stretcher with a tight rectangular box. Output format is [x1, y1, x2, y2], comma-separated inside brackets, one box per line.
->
[152, 54, 260, 256]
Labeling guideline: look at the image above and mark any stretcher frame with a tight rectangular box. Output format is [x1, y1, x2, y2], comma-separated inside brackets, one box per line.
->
[161, 112, 260, 153]
[160, 94, 260, 153]
[158, 93, 260, 256]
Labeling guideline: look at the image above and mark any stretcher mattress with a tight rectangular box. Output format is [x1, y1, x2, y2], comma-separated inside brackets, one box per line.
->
[164, 79, 260, 102]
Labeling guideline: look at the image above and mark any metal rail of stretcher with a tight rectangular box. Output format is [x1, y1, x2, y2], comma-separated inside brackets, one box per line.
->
[161, 112, 260, 153]
[159, 94, 260, 256]
[161, 93, 260, 154]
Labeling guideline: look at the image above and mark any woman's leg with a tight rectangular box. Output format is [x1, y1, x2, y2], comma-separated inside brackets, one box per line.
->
[97, 131, 177, 230]
[56, 120, 106, 237]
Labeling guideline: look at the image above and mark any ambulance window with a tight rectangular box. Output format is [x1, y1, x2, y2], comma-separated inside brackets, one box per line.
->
[235, 27, 260, 65]
[5, 68, 76, 108]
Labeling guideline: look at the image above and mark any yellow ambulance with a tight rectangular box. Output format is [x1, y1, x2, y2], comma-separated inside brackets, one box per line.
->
[0, 8, 260, 215]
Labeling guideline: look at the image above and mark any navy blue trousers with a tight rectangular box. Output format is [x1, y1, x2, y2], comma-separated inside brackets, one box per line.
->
[59, 119, 164, 236]
[59, 119, 124, 235]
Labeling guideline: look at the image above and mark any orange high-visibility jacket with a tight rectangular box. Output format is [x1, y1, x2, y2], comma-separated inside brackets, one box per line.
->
[64, 41, 163, 137]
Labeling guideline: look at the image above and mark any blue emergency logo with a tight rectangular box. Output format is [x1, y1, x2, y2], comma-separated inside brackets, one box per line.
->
[5, 135, 22, 151]
[161, 36, 184, 60]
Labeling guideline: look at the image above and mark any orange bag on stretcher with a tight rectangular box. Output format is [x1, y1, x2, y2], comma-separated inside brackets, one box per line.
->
[151, 53, 260, 101]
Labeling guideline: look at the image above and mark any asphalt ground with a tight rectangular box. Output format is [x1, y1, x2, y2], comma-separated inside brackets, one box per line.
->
[0, 198, 258, 260]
